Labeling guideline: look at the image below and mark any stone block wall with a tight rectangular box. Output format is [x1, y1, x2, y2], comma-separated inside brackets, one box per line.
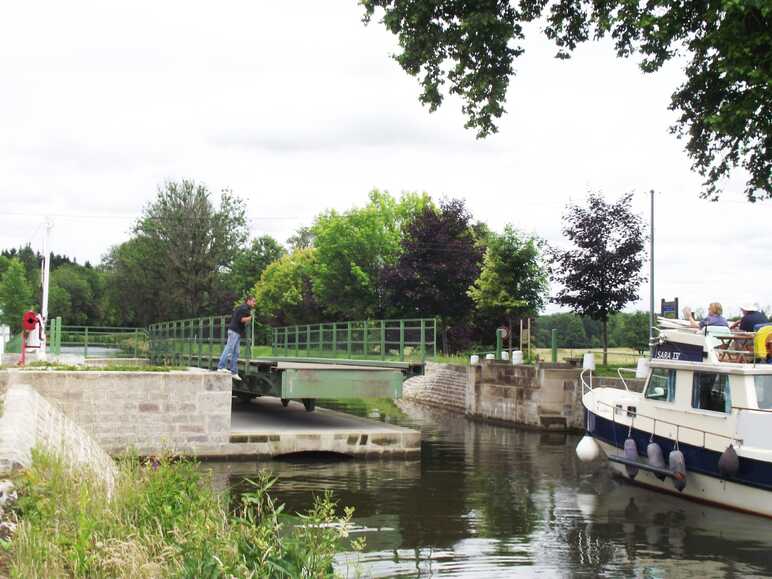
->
[0, 383, 116, 490]
[466, 362, 584, 431]
[1, 371, 232, 456]
[402, 361, 467, 412]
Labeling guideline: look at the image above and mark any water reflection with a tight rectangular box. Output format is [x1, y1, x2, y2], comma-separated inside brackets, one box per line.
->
[207, 400, 772, 577]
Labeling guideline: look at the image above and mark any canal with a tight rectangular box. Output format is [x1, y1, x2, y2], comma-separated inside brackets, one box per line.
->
[218, 400, 772, 578]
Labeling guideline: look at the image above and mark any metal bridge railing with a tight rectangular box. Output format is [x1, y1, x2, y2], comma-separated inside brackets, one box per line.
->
[147, 316, 271, 366]
[272, 318, 437, 362]
[47, 318, 149, 358]
[146, 316, 437, 365]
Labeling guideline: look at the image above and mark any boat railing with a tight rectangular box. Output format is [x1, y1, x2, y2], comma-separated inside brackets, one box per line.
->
[732, 405, 772, 414]
[594, 399, 742, 448]
[581, 367, 638, 394]
[615, 367, 637, 392]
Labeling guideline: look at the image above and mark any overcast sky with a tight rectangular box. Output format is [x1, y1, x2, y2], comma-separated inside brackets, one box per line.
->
[1, 1, 769, 317]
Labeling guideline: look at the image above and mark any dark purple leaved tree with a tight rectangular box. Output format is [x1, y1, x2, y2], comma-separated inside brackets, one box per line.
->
[550, 192, 646, 366]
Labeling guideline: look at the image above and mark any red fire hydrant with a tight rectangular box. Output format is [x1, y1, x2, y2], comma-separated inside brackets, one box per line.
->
[18, 310, 43, 367]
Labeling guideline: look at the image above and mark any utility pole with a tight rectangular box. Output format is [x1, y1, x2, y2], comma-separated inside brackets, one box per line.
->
[40, 218, 53, 360]
[649, 190, 655, 357]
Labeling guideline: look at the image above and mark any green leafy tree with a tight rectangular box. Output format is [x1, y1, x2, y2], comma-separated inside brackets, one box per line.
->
[2, 245, 40, 296]
[47, 265, 110, 325]
[287, 226, 315, 251]
[0, 258, 34, 333]
[469, 226, 548, 349]
[104, 179, 249, 324]
[621, 311, 650, 353]
[362, 1, 771, 201]
[253, 249, 322, 326]
[550, 192, 646, 365]
[311, 190, 432, 319]
[103, 236, 167, 326]
[536, 313, 588, 349]
[228, 236, 286, 298]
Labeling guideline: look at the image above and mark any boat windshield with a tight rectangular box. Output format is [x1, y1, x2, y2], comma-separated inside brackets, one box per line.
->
[755, 375, 772, 410]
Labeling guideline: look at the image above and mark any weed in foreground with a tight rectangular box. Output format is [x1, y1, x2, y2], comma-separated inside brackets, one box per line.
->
[9, 449, 355, 577]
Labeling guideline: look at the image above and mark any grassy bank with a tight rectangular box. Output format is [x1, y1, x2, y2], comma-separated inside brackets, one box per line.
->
[6, 450, 355, 578]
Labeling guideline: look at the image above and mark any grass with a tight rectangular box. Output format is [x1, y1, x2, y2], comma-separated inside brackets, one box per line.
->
[7, 449, 357, 578]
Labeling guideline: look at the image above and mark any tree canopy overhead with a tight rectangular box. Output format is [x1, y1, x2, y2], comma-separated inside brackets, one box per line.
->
[362, 0, 771, 201]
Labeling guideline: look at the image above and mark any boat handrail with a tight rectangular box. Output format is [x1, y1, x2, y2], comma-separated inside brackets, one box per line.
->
[581, 367, 638, 393]
[594, 399, 742, 447]
[732, 405, 772, 414]
[616, 367, 637, 392]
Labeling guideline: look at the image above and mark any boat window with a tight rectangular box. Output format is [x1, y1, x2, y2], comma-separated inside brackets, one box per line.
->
[691, 372, 731, 413]
[645, 368, 676, 402]
[754, 375, 772, 410]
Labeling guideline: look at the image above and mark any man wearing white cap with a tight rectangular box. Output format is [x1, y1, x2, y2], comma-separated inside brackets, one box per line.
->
[730, 304, 769, 332]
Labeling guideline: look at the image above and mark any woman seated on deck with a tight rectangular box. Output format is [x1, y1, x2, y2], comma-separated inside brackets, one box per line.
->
[683, 302, 729, 329]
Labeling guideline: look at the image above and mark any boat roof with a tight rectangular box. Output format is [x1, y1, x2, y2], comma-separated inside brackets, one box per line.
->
[653, 317, 772, 372]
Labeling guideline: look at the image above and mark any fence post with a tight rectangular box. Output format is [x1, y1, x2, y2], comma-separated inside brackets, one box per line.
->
[55, 317, 62, 355]
[295, 326, 299, 357]
[433, 318, 437, 357]
[134, 328, 138, 358]
[380, 320, 385, 360]
[250, 316, 255, 359]
[306, 325, 311, 357]
[419, 319, 425, 361]
[551, 329, 558, 363]
[347, 322, 352, 357]
[84, 326, 89, 358]
[332, 323, 337, 356]
[399, 320, 405, 361]
[363, 320, 369, 358]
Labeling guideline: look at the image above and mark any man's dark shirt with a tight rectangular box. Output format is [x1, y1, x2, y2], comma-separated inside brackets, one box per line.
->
[228, 304, 252, 336]
[739, 310, 768, 332]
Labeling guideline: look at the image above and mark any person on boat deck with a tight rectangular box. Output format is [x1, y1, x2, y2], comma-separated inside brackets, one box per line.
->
[730, 304, 768, 332]
[683, 302, 728, 329]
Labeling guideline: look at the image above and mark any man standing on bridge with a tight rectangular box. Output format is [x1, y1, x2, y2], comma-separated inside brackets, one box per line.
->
[216, 295, 256, 380]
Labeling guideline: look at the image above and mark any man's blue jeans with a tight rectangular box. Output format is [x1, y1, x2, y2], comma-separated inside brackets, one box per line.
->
[217, 329, 241, 374]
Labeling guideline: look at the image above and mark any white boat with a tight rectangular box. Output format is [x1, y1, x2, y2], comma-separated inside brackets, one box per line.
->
[577, 319, 772, 517]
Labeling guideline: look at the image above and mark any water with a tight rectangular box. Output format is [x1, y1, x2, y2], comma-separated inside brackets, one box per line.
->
[217, 400, 772, 578]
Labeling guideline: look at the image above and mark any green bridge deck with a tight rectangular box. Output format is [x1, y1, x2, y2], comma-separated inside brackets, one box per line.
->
[147, 317, 434, 411]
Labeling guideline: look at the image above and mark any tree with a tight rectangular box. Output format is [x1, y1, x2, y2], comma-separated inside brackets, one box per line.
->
[620, 311, 650, 353]
[2, 245, 40, 296]
[550, 192, 645, 365]
[103, 236, 167, 326]
[382, 198, 483, 352]
[311, 190, 432, 319]
[130, 179, 248, 320]
[287, 227, 315, 251]
[362, 1, 771, 201]
[536, 313, 587, 349]
[469, 226, 548, 351]
[228, 236, 286, 298]
[253, 249, 322, 326]
[0, 258, 34, 333]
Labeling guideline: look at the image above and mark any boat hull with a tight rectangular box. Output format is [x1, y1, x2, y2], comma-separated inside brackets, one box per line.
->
[595, 438, 772, 518]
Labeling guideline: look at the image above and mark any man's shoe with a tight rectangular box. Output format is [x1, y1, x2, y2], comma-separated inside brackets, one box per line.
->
[217, 368, 230, 373]
[232, 373, 242, 381]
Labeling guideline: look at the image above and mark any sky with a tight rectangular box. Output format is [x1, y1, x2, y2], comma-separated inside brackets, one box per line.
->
[1, 1, 769, 318]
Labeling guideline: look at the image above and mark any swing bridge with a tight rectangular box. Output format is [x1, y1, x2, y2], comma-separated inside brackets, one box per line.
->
[47, 316, 437, 411]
